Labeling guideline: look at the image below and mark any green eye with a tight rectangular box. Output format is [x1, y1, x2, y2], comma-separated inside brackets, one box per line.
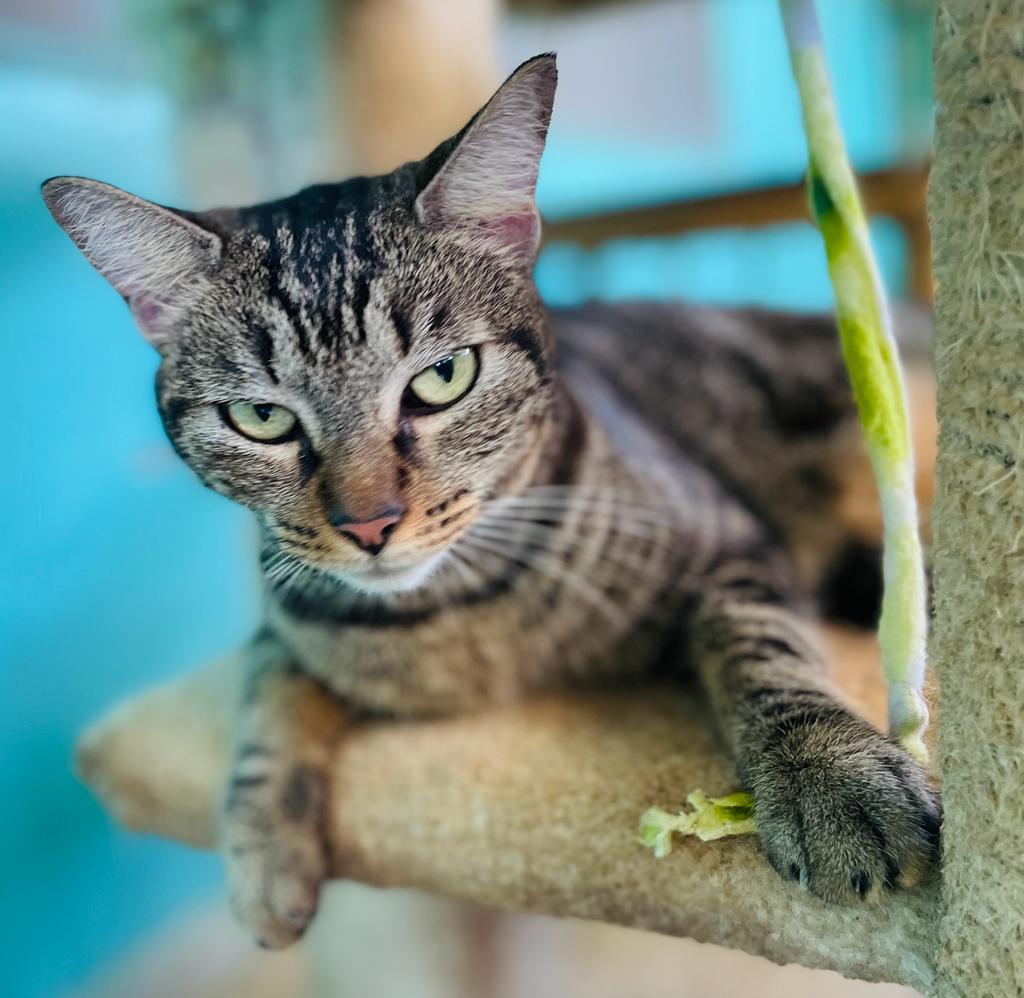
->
[223, 401, 298, 442]
[405, 348, 479, 411]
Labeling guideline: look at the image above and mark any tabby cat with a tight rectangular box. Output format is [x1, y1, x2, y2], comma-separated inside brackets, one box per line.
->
[43, 54, 939, 948]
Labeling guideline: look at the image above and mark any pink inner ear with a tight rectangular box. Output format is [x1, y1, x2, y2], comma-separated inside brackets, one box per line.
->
[133, 294, 164, 326]
[130, 292, 174, 347]
[476, 211, 539, 257]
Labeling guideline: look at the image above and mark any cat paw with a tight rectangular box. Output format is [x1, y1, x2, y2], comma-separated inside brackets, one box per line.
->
[746, 712, 941, 902]
[221, 762, 330, 948]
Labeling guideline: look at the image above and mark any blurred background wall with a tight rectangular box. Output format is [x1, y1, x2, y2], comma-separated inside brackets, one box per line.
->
[0, 1, 934, 996]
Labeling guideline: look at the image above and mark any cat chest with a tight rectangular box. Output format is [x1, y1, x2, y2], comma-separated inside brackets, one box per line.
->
[268, 585, 680, 716]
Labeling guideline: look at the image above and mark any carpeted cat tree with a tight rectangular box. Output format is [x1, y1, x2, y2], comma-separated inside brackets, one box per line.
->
[74, 3, 1022, 995]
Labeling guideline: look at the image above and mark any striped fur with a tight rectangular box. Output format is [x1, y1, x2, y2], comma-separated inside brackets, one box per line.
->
[44, 54, 938, 949]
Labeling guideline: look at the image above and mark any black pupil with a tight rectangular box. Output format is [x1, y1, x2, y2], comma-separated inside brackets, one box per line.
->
[434, 357, 455, 383]
[254, 404, 274, 423]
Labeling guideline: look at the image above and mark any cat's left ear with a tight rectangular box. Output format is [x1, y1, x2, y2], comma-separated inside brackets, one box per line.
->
[415, 53, 557, 266]
[41, 176, 222, 350]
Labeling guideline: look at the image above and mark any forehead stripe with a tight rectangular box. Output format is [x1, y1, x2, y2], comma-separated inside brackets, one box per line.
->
[349, 276, 371, 344]
[253, 324, 279, 384]
[430, 302, 450, 330]
[264, 235, 313, 358]
[391, 306, 413, 355]
[271, 286, 312, 358]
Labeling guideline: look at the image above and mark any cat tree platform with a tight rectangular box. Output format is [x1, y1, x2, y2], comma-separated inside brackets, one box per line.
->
[76, 627, 937, 994]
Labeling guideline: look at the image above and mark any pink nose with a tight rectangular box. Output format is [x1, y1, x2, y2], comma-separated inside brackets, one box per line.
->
[331, 508, 404, 555]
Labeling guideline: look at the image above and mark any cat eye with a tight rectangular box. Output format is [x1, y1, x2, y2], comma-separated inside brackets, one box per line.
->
[404, 348, 479, 412]
[222, 401, 299, 442]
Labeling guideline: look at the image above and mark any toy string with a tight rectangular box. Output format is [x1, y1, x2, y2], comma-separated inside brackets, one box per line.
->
[780, 0, 930, 764]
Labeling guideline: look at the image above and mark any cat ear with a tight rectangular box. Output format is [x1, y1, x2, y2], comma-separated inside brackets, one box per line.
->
[415, 53, 557, 265]
[41, 176, 222, 349]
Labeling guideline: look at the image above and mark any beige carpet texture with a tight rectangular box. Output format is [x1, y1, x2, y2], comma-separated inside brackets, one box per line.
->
[77, 631, 937, 994]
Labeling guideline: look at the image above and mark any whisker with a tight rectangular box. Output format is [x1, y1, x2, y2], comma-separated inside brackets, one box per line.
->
[266, 561, 302, 587]
[457, 534, 630, 628]
[491, 490, 671, 508]
[466, 522, 677, 589]
[510, 484, 684, 505]
[477, 508, 684, 541]
[447, 547, 495, 592]
[484, 496, 682, 524]
[446, 546, 569, 666]
[515, 483, 661, 495]
[261, 550, 318, 593]
[260, 553, 294, 579]
[272, 537, 332, 555]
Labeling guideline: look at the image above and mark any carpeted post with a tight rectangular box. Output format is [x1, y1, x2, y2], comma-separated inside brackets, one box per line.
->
[930, 3, 1024, 995]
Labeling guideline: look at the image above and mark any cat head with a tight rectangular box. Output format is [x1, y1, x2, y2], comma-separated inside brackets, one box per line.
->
[43, 54, 558, 594]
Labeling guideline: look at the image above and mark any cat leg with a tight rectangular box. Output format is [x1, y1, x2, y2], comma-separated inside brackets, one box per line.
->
[222, 630, 347, 948]
[690, 557, 940, 902]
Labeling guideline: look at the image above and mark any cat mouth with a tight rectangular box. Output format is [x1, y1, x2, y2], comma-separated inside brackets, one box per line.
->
[335, 550, 448, 595]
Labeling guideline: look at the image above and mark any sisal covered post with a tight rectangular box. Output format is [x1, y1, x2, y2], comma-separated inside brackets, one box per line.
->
[134, 0, 499, 203]
[930, 2, 1024, 995]
[326, 0, 501, 176]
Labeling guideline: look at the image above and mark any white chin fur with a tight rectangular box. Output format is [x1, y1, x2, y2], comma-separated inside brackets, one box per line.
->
[335, 550, 448, 595]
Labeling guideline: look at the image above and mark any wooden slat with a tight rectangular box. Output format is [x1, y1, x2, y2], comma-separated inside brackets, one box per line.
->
[542, 164, 932, 299]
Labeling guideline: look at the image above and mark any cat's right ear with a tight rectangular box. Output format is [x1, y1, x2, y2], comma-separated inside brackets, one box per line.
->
[41, 177, 222, 350]
[415, 54, 557, 266]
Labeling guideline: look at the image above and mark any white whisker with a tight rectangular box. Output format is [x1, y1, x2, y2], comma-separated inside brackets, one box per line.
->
[485, 496, 682, 525]
[457, 534, 630, 628]
[467, 522, 677, 589]
[477, 507, 683, 541]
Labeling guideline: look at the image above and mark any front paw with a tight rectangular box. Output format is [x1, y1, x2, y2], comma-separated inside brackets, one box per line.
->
[221, 760, 330, 948]
[745, 712, 941, 902]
